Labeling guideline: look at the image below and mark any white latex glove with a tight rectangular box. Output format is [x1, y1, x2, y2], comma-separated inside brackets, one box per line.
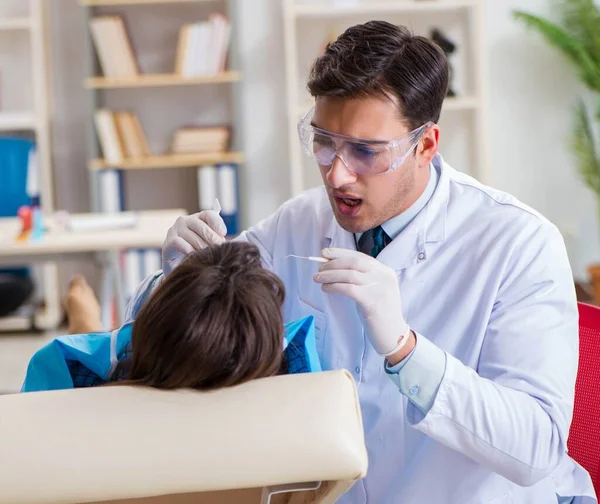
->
[313, 247, 410, 356]
[162, 211, 227, 276]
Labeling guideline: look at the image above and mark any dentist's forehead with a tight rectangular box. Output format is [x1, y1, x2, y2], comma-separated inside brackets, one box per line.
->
[312, 96, 409, 142]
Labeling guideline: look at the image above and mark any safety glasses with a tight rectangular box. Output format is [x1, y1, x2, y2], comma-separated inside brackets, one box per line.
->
[297, 107, 433, 176]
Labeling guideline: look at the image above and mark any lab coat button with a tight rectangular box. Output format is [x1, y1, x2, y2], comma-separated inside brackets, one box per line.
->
[355, 366, 361, 374]
[417, 252, 426, 261]
[409, 385, 419, 396]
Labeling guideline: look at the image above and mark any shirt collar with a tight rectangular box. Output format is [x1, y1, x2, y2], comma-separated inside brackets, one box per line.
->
[356, 162, 439, 242]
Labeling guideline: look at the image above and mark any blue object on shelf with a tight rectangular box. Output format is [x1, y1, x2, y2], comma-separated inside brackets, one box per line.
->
[0, 137, 35, 217]
[0, 137, 36, 276]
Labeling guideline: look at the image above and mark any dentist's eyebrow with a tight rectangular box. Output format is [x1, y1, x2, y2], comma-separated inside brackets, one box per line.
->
[310, 122, 389, 146]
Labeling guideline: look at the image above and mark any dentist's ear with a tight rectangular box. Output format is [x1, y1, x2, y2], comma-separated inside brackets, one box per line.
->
[416, 123, 440, 167]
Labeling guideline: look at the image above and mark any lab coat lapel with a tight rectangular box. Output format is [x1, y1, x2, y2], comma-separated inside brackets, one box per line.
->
[377, 224, 423, 271]
[379, 154, 450, 271]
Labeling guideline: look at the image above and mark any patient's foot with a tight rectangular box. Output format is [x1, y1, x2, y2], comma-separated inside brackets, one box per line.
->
[66, 275, 102, 334]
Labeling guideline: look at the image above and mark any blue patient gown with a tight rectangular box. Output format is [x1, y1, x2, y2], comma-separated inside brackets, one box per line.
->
[21, 316, 321, 392]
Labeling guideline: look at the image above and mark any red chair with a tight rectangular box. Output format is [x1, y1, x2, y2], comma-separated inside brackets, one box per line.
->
[567, 302, 600, 497]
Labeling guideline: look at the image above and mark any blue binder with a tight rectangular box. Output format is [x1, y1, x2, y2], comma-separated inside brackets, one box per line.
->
[0, 137, 34, 217]
[0, 137, 35, 276]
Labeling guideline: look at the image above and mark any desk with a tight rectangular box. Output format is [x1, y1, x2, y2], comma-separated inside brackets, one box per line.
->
[0, 209, 185, 329]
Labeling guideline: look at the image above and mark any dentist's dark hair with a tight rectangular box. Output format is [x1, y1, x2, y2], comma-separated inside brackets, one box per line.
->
[307, 20, 449, 130]
[112, 242, 286, 390]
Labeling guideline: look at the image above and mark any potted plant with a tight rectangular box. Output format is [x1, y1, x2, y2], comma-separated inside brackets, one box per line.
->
[513, 0, 600, 303]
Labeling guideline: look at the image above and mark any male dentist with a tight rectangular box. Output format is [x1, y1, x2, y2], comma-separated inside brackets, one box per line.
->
[128, 21, 596, 504]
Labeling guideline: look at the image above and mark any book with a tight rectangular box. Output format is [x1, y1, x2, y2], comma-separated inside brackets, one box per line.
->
[171, 126, 230, 154]
[89, 16, 139, 78]
[130, 113, 151, 156]
[116, 112, 150, 159]
[97, 170, 123, 213]
[142, 249, 162, 279]
[123, 249, 142, 304]
[197, 165, 218, 211]
[94, 110, 124, 164]
[217, 164, 238, 236]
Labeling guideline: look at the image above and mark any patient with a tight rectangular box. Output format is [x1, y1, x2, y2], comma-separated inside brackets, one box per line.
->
[24, 241, 300, 393]
[112, 241, 286, 389]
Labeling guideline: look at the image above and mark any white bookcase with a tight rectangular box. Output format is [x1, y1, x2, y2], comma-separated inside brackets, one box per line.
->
[78, 0, 243, 325]
[283, 0, 489, 196]
[0, 0, 61, 332]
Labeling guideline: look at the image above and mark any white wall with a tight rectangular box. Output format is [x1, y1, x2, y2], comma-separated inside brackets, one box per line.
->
[44, 0, 599, 282]
[484, 0, 599, 280]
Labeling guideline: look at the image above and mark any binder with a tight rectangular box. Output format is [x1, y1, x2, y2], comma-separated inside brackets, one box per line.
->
[197, 165, 218, 211]
[142, 249, 162, 279]
[217, 163, 239, 236]
[97, 170, 124, 213]
[123, 249, 142, 304]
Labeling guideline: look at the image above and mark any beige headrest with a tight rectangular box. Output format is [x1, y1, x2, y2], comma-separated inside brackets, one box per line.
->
[0, 370, 367, 504]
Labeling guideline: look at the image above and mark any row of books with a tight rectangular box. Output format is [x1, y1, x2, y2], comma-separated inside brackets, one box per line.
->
[174, 14, 232, 77]
[95, 108, 233, 161]
[96, 165, 239, 233]
[94, 110, 150, 164]
[89, 13, 231, 79]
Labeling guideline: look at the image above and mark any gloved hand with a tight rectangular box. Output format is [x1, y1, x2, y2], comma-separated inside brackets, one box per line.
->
[313, 248, 411, 356]
[162, 211, 227, 276]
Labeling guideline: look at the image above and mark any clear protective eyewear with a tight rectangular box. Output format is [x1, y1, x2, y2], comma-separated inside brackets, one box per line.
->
[297, 107, 433, 176]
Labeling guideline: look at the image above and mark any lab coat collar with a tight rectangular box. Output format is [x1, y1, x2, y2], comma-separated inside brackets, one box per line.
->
[324, 153, 450, 270]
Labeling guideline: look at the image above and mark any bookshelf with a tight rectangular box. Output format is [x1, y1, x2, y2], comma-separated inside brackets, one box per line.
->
[80, 0, 220, 5]
[89, 152, 245, 170]
[84, 71, 241, 89]
[0, 18, 33, 30]
[0, 112, 37, 131]
[0, 0, 61, 332]
[283, 0, 489, 196]
[80, 0, 243, 326]
[293, 0, 478, 16]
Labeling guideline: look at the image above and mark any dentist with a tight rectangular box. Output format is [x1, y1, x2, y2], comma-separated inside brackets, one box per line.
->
[128, 21, 595, 504]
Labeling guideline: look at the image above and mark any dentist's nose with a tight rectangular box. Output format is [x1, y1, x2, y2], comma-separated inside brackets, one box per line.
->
[325, 155, 357, 189]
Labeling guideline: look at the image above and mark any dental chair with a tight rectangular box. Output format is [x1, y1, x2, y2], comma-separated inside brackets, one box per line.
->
[0, 370, 367, 504]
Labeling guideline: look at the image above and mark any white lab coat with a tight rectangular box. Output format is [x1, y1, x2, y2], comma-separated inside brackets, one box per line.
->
[233, 155, 596, 503]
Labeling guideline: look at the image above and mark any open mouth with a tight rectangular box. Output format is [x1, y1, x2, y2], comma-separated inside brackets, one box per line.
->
[333, 194, 363, 217]
[341, 198, 361, 207]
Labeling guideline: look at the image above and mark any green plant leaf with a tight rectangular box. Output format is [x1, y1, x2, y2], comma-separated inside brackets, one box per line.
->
[559, 0, 600, 68]
[513, 10, 600, 91]
[571, 100, 600, 194]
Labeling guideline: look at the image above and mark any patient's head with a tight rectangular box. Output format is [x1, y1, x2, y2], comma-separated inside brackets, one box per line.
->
[120, 241, 286, 390]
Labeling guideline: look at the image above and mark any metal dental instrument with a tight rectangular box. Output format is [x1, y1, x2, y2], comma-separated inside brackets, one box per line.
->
[286, 254, 329, 263]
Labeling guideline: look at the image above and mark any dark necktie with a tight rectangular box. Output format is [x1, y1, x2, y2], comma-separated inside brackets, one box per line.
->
[357, 225, 392, 258]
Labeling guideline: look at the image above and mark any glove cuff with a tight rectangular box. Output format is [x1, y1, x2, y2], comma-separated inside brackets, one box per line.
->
[381, 326, 411, 357]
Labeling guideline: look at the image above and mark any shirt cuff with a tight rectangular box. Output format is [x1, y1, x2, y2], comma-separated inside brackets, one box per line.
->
[384, 332, 447, 415]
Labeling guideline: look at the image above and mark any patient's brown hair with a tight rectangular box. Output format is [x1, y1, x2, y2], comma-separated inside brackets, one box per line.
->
[114, 242, 286, 390]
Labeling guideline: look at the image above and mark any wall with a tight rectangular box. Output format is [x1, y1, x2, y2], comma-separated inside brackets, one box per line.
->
[46, 0, 599, 282]
[484, 0, 599, 280]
